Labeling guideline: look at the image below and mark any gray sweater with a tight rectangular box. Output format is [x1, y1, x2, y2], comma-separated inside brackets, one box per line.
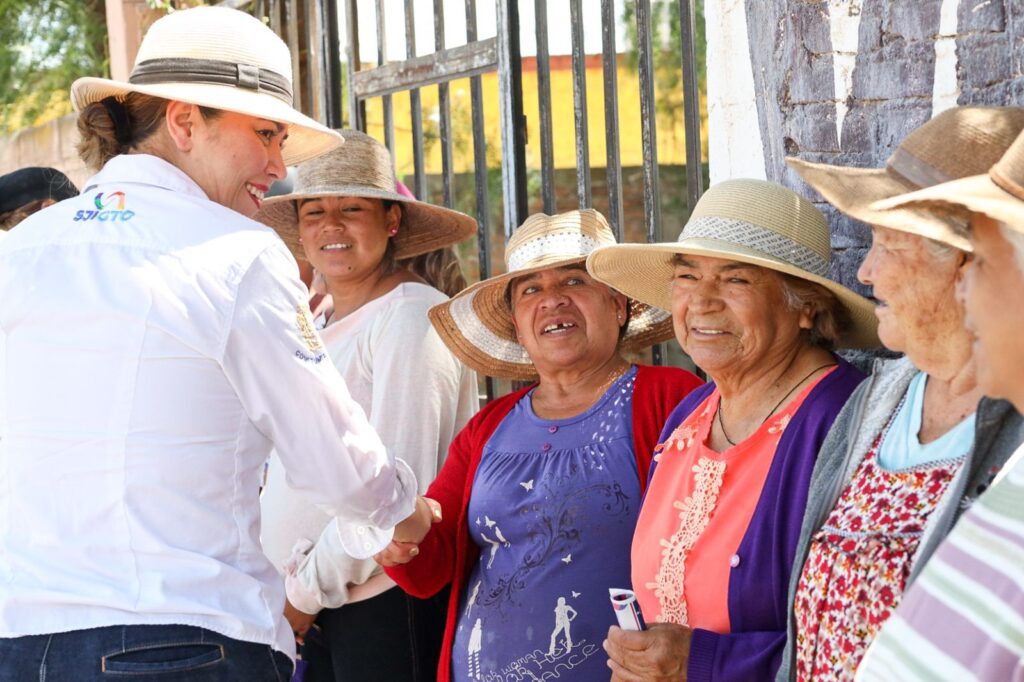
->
[776, 356, 1024, 681]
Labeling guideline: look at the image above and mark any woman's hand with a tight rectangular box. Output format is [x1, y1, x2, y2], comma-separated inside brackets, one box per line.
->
[374, 496, 441, 567]
[283, 598, 318, 644]
[604, 623, 692, 681]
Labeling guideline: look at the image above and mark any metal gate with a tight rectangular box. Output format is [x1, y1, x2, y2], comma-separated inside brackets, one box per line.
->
[236, 0, 707, 391]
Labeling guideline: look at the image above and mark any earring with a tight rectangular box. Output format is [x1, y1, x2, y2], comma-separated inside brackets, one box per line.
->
[388, 227, 398, 236]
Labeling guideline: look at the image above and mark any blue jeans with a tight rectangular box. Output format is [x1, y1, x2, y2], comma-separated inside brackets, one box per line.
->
[0, 624, 294, 681]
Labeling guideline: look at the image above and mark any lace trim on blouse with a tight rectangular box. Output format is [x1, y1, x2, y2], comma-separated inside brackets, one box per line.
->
[645, 454, 727, 624]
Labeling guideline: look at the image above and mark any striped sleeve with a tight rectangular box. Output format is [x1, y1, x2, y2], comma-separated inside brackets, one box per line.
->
[856, 446, 1024, 682]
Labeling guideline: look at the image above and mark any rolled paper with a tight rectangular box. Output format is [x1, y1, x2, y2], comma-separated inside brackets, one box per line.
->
[609, 588, 646, 631]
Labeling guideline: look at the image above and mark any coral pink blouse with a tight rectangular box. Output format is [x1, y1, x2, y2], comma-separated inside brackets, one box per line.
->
[632, 370, 833, 632]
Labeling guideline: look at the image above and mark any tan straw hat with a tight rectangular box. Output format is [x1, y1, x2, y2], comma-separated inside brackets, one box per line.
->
[429, 209, 674, 380]
[70, 6, 342, 166]
[255, 129, 477, 260]
[587, 178, 879, 349]
[787, 107, 1024, 251]
[871, 126, 1024, 233]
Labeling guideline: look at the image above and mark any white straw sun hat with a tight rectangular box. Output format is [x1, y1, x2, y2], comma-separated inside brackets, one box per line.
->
[872, 127, 1024, 234]
[70, 6, 342, 165]
[788, 106, 1024, 251]
[587, 178, 879, 349]
[255, 129, 477, 261]
[428, 209, 674, 380]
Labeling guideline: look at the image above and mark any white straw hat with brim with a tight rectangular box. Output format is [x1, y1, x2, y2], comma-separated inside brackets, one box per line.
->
[787, 107, 1024, 252]
[70, 6, 342, 166]
[871, 127, 1024, 233]
[255, 129, 477, 261]
[586, 178, 879, 349]
[428, 209, 674, 380]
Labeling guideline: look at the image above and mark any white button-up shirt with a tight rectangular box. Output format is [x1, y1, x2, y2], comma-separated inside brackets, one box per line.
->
[0, 154, 415, 655]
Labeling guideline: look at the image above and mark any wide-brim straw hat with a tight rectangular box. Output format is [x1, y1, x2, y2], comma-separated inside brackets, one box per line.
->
[429, 209, 674, 380]
[70, 6, 342, 166]
[587, 178, 879, 349]
[871, 127, 1024, 234]
[787, 107, 1024, 251]
[255, 129, 477, 260]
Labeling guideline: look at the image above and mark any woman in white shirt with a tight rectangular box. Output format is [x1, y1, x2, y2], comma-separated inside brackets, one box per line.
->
[0, 8, 435, 681]
[256, 129, 479, 681]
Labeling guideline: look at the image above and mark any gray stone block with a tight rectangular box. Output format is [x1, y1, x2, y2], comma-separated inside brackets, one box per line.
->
[958, 0, 1006, 33]
[958, 33, 1014, 88]
[788, 52, 837, 104]
[794, 1, 832, 54]
[784, 103, 841, 153]
[887, 0, 942, 41]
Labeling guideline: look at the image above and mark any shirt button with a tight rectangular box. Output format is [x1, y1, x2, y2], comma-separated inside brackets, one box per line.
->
[730, 554, 741, 568]
[542, 443, 552, 452]
[548, 426, 558, 434]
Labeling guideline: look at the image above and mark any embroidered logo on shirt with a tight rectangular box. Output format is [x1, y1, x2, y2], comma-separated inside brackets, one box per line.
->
[73, 191, 135, 222]
[294, 303, 326, 363]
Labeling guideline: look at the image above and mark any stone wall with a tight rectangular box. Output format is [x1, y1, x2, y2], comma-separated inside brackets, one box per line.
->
[707, 0, 1024, 295]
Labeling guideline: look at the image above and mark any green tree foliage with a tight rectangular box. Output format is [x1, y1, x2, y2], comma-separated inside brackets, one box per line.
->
[0, 0, 109, 132]
[622, 0, 707, 137]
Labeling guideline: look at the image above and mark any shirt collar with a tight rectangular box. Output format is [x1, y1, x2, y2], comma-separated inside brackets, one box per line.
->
[84, 154, 211, 202]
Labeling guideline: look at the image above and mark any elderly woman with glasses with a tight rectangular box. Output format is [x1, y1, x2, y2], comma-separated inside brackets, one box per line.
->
[378, 209, 704, 682]
[587, 179, 875, 681]
[774, 107, 1024, 682]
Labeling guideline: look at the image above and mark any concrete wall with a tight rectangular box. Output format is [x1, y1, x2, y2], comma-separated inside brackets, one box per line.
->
[706, 0, 1024, 295]
[0, 114, 90, 190]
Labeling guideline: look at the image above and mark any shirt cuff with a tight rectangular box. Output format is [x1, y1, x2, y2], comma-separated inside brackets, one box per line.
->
[284, 573, 323, 616]
[687, 628, 718, 682]
[336, 457, 417, 559]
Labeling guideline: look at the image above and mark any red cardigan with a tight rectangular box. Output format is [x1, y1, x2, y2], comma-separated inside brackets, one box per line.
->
[385, 364, 704, 681]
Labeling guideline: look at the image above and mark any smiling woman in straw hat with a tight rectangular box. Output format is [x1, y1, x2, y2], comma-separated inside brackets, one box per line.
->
[771, 108, 1024, 682]
[379, 209, 703, 682]
[0, 7, 438, 681]
[254, 130, 479, 681]
[588, 178, 873, 682]
[853, 126, 1024, 682]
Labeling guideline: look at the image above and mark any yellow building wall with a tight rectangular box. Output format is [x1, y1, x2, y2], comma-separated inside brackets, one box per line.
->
[363, 59, 707, 179]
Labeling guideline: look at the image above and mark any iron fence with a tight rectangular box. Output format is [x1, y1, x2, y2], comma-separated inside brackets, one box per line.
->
[230, 0, 708, 396]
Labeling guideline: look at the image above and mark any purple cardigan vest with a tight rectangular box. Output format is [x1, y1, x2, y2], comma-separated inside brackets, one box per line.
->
[642, 356, 865, 681]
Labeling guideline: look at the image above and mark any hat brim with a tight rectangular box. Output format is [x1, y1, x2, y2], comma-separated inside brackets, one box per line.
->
[428, 257, 675, 380]
[255, 187, 478, 261]
[586, 240, 880, 349]
[70, 77, 343, 166]
[787, 157, 972, 251]
[871, 174, 1024, 234]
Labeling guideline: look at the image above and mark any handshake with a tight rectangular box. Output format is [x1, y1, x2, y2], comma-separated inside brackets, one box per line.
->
[374, 495, 442, 567]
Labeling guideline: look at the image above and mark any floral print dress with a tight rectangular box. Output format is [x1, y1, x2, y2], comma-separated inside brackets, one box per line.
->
[793, 409, 966, 682]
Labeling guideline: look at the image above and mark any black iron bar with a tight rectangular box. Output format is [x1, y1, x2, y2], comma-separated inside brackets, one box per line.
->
[678, 0, 704, 210]
[434, 0, 455, 208]
[600, 0, 624, 239]
[375, 0, 394, 154]
[534, 0, 555, 213]
[344, 0, 363, 130]
[635, 0, 662, 364]
[569, 0, 591, 208]
[466, 0, 495, 401]
[321, 0, 343, 128]
[496, 0, 528, 236]
[404, 0, 426, 198]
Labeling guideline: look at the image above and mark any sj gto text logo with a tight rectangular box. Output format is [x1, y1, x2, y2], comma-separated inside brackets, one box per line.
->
[73, 192, 135, 222]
